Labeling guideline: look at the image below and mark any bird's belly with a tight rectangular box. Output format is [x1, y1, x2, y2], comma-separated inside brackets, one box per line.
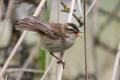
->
[40, 36, 75, 53]
[64, 36, 75, 49]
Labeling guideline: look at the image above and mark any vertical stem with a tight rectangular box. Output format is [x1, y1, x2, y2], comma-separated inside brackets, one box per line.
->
[68, 0, 76, 23]
[33, 0, 47, 16]
[83, 0, 88, 80]
[56, 52, 64, 80]
[112, 42, 120, 80]
[77, 0, 83, 16]
[57, 0, 61, 22]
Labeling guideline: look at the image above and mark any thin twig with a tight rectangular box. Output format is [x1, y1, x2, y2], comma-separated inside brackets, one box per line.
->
[83, 0, 88, 80]
[86, 0, 96, 16]
[56, 52, 65, 80]
[8, 68, 43, 73]
[68, 0, 76, 23]
[57, 0, 61, 22]
[0, 68, 43, 73]
[0, 0, 47, 79]
[61, 1, 83, 27]
[77, 0, 83, 16]
[40, 58, 56, 80]
[112, 42, 120, 80]
[77, 0, 96, 17]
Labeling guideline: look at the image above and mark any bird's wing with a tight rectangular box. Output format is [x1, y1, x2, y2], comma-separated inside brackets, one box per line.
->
[15, 16, 63, 39]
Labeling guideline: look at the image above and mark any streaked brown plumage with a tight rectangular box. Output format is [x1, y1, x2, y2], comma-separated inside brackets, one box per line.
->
[15, 16, 80, 67]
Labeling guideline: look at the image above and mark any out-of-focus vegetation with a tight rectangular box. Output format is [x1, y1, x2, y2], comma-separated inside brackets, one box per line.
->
[0, 0, 120, 80]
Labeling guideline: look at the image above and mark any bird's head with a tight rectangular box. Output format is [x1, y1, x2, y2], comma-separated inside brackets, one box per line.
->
[65, 23, 80, 37]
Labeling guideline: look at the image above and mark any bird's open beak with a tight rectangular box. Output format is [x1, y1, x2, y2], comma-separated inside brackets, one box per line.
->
[75, 33, 83, 38]
[75, 33, 80, 37]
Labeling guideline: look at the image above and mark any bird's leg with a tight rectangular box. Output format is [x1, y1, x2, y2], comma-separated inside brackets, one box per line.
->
[50, 52, 65, 68]
[57, 51, 65, 68]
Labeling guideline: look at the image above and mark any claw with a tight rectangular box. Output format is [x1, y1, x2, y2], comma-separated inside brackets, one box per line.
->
[57, 61, 65, 69]
[50, 53, 65, 68]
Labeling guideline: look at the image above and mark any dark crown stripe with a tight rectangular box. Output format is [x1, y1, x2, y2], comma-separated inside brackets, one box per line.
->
[67, 23, 79, 32]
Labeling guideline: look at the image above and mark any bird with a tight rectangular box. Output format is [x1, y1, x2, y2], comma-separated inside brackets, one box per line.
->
[15, 16, 80, 68]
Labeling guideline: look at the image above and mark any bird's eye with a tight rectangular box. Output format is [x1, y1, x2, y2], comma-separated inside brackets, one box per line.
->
[69, 29, 74, 31]
[66, 26, 74, 32]
[66, 28, 74, 32]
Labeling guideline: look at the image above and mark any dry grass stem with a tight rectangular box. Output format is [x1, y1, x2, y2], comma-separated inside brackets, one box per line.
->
[33, 0, 47, 16]
[86, 0, 97, 16]
[8, 68, 43, 73]
[112, 42, 120, 80]
[83, 0, 88, 80]
[56, 52, 65, 80]
[0, 68, 43, 73]
[0, 0, 47, 79]
[77, 0, 96, 18]
[57, 0, 61, 22]
[68, 0, 76, 23]
[77, 0, 83, 16]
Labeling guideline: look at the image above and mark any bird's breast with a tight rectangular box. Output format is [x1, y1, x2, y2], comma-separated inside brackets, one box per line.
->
[40, 35, 76, 53]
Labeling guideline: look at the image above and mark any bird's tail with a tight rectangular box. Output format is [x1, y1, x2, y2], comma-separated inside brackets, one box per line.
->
[15, 16, 47, 33]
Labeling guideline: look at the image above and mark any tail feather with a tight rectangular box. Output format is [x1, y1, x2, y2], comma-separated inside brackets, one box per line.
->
[15, 24, 39, 32]
[15, 17, 41, 32]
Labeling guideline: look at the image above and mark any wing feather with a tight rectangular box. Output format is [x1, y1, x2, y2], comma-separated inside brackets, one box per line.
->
[15, 16, 61, 39]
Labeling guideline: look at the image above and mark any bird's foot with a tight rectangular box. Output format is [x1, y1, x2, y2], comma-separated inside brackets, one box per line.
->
[57, 60, 65, 69]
